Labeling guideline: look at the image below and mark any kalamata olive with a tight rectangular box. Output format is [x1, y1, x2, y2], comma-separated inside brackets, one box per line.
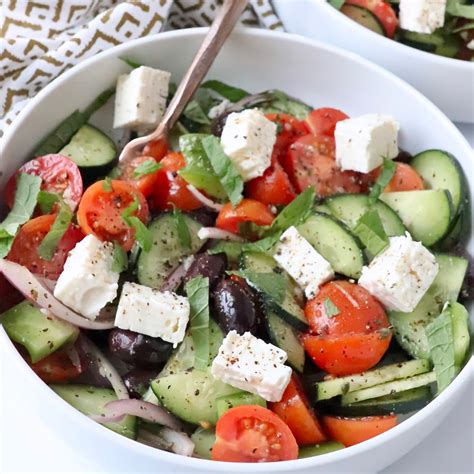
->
[212, 279, 260, 335]
[108, 329, 173, 367]
[123, 368, 159, 399]
[395, 150, 412, 163]
[184, 253, 228, 289]
[187, 208, 218, 227]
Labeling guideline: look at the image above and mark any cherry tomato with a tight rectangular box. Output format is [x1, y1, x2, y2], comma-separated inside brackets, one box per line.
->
[151, 152, 202, 212]
[345, 0, 398, 38]
[370, 162, 424, 192]
[216, 199, 275, 234]
[4, 154, 83, 211]
[303, 281, 391, 375]
[305, 108, 349, 137]
[322, 415, 397, 447]
[212, 405, 298, 462]
[7, 215, 84, 279]
[0, 274, 24, 313]
[269, 374, 326, 445]
[77, 180, 149, 252]
[113, 155, 160, 197]
[286, 134, 368, 197]
[142, 138, 168, 161]
[30, 346, 85, 383]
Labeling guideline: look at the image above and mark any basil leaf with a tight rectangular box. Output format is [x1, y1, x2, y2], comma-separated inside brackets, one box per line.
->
[0, 173, 42, 258]
[185, 276, 210, 370]
[184, 100, 211, 125]
[262, 90, 311, 120]
[119, 57, 143, 69]
[426, 307, 457, 393]
[121, 197, 152, 252]
[243, 233, 282, 254]
[208, 241, 243, 263]
[235, 270, 286, 304]
[201, 135, 244, 207]
[112, 243, 128, 273]
[201, 80, 249, 102]
[328, 0, 345, 9]
[452, 21, 474, 33]
[38, 203, 73, 260]
[369, 159, 396, 203]
[37, 191, 61, 214]
[270, 187, 315, 233]
[179, 134, 226, 199]
[353, 210, 389, 257]
[323, 297, 340, 318]
[132, 160, 162, 178]
[172, 208, 191, 250]
[447, 0, 474, 19]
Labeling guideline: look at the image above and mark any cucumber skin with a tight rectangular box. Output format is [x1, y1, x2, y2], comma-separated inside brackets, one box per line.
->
[341, 4, 385, 36]
[216, 392, 266, 418]
[191, 428, 216, 459]
[298, 442, 344, 458]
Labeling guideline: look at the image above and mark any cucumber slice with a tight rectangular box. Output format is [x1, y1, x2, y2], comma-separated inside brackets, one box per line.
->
[436, 35, 461, 58]
[298, 442, 344, 458]
[325, 194, 405, 237]
[191, 428, 216, 459]
[341, 371, 436, 404]
[313, 359, 431, 401]
[239, 251, 308, 331]
[297, 213, 366, 278]
[60, 124, 117, 177]
[380, 190, 452, 246]
[410, 150, 465, 213]
[50, 384, 137, 439]
[400, 30, 445, 46]
[137, 214, 204, 288]
[341, 4, 385, 35]
[265, 310, 305, 372]
[216, 392, 266, 418]
[448, 302, 470, 367]
[389, 254, 468, 359]
[2, 301, 79, 363]
[151, 370, 240, 425]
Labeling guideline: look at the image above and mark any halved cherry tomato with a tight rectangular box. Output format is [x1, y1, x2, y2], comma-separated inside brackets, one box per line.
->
[0, 274, 24, 313]
[113, 155, 160, 197]
[322, 415, 397, 447]
[303, 281, 391, 375]
[370, 162, 424, 192]
[77, 180, 149, 251]
[346, 0, 398, 38]
[212, 405, 298, 462]
[305, 108, 349, 137]
[285, 134, 368, 197]
[151, 152, 202, 212]
[4, 154, 83, 211]
[216, 199, 275, 234]
[269, 374, 326, 445]
[142, 138, 168, 161]
[7, 215, 84, 279]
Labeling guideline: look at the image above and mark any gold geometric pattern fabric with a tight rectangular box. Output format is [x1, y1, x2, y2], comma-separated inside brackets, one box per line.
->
[0, 0, 282, 138]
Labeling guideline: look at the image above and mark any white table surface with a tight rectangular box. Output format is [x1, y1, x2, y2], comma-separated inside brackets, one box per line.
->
[0, 124, 473, 474]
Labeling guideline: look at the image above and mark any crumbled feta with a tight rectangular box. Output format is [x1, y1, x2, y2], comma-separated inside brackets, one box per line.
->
[114, 282, 189, 346]
[211, 331, 292, 402]
[359, 233, 439, 312]
[399, 0, 446, 34]
[335, 114, 399, 173]
[274, 226, 334, 299]
[54, 235, 119, 320]
[208, 99, 230, 119]
[220, 109, 277, 182]
[113, 66, 170, 132]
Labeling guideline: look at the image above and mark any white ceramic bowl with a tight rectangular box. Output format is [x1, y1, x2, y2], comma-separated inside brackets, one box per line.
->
[273, 0, 474, 123]
[1, 28, 473, 473]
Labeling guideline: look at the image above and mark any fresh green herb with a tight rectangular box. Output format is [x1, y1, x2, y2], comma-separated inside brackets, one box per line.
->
[234, 270, 286, 304]
[426, 308, 457, 393]
[172, 208, 192, 250]
[243, 233, 282, 254]
[119, 57, 143, 69]
[102, 177, 113, 192]
[323, 297, 340, 318]
[183, 100, 211, 125]
[0, 173, 42, 258]
[452, 21, 474, 33]
[262, 90, 311, 120]
[132, 160, 162, 178]
[328, 0, 345, 9]
[201, 135, 244, 207]
[446, 0, 474, 19]
[38, 203, 73, 260]
[112, 244, 128, 273]
[270, 187, 315, 233]
[208, 241, 243, 263]
[201, 80, 249, 102]
[37, 191, 61, 214]
[121, 197, 152, 252]
[185, 276, 211, 370]
[353, 210, 389, 257]
[369, 159, 397, 203]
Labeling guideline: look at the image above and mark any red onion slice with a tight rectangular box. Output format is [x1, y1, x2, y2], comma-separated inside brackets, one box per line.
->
[160, 428, 195, 457]
[0, 259, 114, 330]
[197, 227, 244, 242]
[186, 185, 223, 211]
[160, 255, 195, 292]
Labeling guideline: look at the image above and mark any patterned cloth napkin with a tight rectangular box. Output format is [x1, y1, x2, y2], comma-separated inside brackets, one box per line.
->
[0, 0, 283, 138]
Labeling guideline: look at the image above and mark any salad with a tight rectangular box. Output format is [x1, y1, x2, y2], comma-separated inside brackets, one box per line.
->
[329, 0, 474, 61]
[0, 60, 471, 463]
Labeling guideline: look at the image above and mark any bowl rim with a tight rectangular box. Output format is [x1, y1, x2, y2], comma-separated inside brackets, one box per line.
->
[1, 27, 473, 472]
[311, 0, 474, 70]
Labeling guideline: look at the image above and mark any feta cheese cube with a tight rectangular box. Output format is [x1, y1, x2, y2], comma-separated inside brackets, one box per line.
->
[211, 331, 291, 402]
[114, 282, 189, 346]
[54, 235, 119, 320]
[220, 109, 277, 182]
[359, 233, 439, 312]
[335, 114, 399, 173]
[274, 226, 334, 299]
[113, 66, 170, 131]
[399, 0, 446, 34]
